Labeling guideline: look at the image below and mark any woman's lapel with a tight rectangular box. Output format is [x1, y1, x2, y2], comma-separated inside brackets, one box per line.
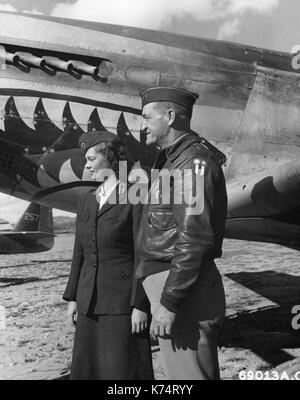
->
[88, 191, 100, 221]
[97, 201, 115, 218]
[97, 187, 118, 218]
[89, 183, 128, 219]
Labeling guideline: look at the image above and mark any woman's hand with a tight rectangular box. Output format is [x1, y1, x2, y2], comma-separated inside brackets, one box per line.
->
[131, 307, 148, 334]
[67, 301, 78, 326]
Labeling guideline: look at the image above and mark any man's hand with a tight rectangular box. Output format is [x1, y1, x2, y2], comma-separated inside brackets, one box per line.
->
[67, 301, 78, 326]
[131, 308, 148, 334]
[150, 304, 176, 340]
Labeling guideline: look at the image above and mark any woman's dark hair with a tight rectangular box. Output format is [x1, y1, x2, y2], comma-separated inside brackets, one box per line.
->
[93, 140, 135, 179]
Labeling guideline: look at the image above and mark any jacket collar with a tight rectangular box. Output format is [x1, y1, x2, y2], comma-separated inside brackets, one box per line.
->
[165, 131, 199, 161]
[154, 131, 200, 169]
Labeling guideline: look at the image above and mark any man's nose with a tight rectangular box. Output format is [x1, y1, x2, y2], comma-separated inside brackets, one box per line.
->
[140, 118, 147, 131]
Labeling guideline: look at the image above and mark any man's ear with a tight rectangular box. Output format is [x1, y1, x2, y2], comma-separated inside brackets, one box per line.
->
[167, 109, 176, 126]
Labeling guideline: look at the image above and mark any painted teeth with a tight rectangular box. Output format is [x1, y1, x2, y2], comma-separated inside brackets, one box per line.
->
[0, 95, 158, 165]
[40, 98, 65, 131]
[0, 95, 8, 132]
[97, 107, 120, 135]
[0, 96, 138, 139]
[13, 97, 38, 131]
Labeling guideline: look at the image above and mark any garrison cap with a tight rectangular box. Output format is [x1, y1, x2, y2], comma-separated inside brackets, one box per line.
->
[79, 130, 121, 151]
[140, 86, 199, 111]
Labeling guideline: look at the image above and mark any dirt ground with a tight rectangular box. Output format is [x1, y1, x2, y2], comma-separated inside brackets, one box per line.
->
[0, 233, 300, 380]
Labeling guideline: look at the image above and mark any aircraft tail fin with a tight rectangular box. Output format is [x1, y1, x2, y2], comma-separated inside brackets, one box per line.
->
[0, 202, 55, 253]
[14, 202, 53, 234]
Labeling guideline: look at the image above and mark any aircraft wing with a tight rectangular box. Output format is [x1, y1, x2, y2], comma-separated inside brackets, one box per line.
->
[225, 218, 300, 250]
[225, 160, 300, 250]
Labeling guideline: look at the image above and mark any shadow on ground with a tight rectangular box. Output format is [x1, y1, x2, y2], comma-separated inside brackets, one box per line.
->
[220, 271, 300, 366]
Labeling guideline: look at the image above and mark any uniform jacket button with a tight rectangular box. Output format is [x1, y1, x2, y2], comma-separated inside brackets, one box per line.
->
[121, 271, 126, 277]
[92, 237, 96, 241]
[93, 263, 97, 268]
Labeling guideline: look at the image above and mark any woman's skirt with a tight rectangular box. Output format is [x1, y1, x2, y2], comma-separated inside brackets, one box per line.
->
[70, 312, 154, 380]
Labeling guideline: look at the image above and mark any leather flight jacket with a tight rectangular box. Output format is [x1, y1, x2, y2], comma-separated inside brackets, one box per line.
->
[135, 131, 228, 312]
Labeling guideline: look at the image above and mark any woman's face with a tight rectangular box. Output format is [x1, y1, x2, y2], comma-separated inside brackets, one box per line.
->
[85, 146, 111, 181]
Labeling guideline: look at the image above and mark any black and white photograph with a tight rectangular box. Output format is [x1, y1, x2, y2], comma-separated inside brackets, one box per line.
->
[0, 0, 300, 382]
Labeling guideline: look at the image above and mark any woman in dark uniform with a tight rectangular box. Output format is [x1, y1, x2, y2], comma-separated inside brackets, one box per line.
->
[63, 130, 154, 380]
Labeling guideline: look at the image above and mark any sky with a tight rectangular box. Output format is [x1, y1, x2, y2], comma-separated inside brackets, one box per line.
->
[0, 0, 299, 221]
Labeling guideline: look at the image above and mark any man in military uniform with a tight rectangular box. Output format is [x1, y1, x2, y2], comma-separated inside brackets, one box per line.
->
[135, 87, 227, 380]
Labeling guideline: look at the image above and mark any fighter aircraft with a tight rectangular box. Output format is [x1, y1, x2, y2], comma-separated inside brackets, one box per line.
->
[0, 11, 299, 250]
[0, 201, 55, 253]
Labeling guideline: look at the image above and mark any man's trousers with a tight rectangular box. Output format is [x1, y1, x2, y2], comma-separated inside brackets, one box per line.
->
[143, 262, 226, 380]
